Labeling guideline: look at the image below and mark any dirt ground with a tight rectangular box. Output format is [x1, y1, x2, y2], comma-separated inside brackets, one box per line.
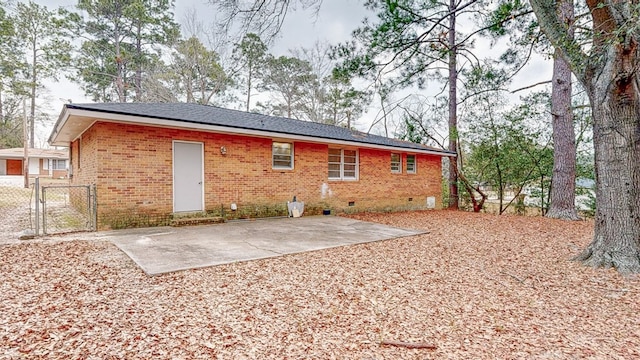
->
[1, 211, 638, 359]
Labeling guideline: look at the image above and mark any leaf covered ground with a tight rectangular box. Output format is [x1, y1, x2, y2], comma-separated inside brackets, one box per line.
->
[1, 211, 638, 359]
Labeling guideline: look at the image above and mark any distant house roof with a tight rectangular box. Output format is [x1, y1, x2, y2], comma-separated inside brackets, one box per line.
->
[0, 147, 68, 160]
[49, 103, 455, 156]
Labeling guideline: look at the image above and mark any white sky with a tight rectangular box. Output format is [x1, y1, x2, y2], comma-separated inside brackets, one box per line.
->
[33, 0, 551, 145]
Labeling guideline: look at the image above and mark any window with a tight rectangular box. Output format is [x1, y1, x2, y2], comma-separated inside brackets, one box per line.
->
[406, 154, 416, 173]
[391, 153, 401, 173]
[272, 142, 293, 169]
[51, 159, 67, 170]
[329, 148, 358, 180]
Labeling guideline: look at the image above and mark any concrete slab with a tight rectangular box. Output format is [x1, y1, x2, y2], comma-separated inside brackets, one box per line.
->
[103, 216, 424, 275]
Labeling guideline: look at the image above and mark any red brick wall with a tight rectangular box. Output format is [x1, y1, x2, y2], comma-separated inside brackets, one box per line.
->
[70, 125, 99, 186]
[77, 121, 443, 229]
[51, 169, 68, 178]
[326, 149, 443, 210]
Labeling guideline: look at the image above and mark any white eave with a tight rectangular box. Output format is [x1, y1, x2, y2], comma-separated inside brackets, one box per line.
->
[49, 107, 455, 157]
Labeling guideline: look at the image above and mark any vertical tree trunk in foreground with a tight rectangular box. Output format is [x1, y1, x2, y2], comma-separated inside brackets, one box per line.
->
[574, 2, 640, 273]
[447, 0, 459, 209]
[546, 0, 579, 220]
[246, 61, 252, 112]
[531, 0, 640, 273]
[29, 39, 36, 148]
[546, 53, 579, 219]
[575, 101, 640, 272]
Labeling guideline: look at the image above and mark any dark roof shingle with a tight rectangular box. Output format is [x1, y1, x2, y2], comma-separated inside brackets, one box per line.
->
[66, 103, 454, 155]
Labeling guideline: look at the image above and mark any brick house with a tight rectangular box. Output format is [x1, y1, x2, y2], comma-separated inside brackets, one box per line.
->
[0, 148, 68, 178]
[48, 103, 454, 229]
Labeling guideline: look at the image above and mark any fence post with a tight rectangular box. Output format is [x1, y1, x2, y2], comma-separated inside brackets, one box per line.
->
[92, 184, 97, 231]
[86, 184, 91, 230]
[42, 186, 46, 235]
[34, 177, 39, 236]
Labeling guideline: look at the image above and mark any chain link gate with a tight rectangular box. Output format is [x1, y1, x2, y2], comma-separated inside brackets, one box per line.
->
[41, 184, 96, 235]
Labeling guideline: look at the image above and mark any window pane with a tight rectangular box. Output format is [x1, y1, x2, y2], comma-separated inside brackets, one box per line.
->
[273, 155, 291, 168]
[343, 170, 356, 179]
[328, 149, 358, 180]
[273, 142, 291, 153]
[391, 153, 401, 172]
[273, 148, 290, 156]
[52, 159, 67, 170]
[344, 149, 356, 158]
[344, 156, 357, 165]
[329, 170, 341, 178]
[328, 148, 341, 163]
[344, 163, 356, 178]
[406, 155, 416, 173]
[329, 163, 341, 171]
[272, 142, 292, 168]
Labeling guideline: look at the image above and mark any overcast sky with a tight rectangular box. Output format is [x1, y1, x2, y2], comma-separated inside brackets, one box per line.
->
[43, 0, 369, 103]
[34, 0, 551, 145]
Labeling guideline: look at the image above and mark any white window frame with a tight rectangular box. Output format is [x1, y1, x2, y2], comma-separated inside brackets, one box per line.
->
[51, 159, 67, 170]
[328, 148, 358, 181]
[406, 154, 416, 174]
[391, 153, 401, 173]
[272, 141, 294, 170]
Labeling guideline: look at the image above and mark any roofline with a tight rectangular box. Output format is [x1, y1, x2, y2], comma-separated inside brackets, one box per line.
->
[49, 105, 71, 144]
[50, 106, 456, 157]
[0, 155, 67, 160]
[0, 147, 68, 159]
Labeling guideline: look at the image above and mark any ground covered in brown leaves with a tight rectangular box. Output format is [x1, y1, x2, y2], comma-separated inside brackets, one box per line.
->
[1, 211, 639, 359]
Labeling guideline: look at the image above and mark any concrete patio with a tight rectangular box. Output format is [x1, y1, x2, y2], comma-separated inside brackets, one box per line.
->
[100, 216, 424, 275]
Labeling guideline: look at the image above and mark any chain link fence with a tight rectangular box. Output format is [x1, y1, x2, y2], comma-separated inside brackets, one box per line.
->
[0, 177, 95, 243]
[0, 177, 37, 243]
[41, 184, 95, 235]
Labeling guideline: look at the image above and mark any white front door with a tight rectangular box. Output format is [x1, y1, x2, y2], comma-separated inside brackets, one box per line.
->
[173, 141, 204, 212]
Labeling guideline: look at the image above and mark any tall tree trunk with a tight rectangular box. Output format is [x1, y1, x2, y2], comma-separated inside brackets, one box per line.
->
[575, 101, 640, 273]
[497, 163, 504, 214]
[186, 76, 193, 103]
[29, 41, 36, 148]
[575, 31, 640, 272]
[114, 7, 125, 103]
[546, 0, 579, 220]
[530, 0, 640, 273]
[135, 22, 142, 102]
[547, 51, 579, 219]
[246, 61, 252, 112]
[447, 0, 459, 209]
